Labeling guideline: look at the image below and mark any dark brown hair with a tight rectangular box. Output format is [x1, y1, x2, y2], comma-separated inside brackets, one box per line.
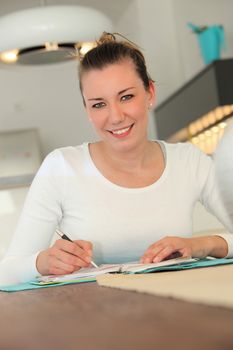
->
[78, 32, 153, 103]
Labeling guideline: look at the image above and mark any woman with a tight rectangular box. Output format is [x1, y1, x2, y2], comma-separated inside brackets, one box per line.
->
[0, 33, 233, 286]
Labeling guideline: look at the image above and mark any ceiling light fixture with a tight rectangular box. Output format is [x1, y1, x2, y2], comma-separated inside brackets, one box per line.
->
[0, 5, 112, 65]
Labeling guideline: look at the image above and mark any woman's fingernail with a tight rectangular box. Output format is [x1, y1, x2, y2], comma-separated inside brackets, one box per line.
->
[153, 257, 160, 263]
[144, 258, 151, 263]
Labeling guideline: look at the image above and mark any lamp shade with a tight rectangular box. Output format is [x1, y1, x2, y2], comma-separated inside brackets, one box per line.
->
[0, 5, 112, 65]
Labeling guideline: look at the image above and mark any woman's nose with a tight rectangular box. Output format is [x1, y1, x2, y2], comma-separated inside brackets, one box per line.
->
[108, 103, 125, 124]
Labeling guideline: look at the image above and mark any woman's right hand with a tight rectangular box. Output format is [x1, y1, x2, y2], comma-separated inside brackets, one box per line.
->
[36, 239, 93, 276]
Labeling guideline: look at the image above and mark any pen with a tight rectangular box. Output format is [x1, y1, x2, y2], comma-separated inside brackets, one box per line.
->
[55, 229, 98, 268]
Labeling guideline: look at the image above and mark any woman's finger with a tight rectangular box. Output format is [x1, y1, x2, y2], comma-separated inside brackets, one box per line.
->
[52, 247, 91, 268]
[55, 239, 90, 263]
[140, 244, 164, 263]
[151, 245, 179, 263]
[48, 267, 76, 276]
[74, 240, 93, 255]
[48, 255, 76, 275]
[163, 251, 182, 260]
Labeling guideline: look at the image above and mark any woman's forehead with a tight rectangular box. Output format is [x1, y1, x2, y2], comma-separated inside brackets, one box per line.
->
[84, 58, 138, 76]
[81, 60, 142, 92]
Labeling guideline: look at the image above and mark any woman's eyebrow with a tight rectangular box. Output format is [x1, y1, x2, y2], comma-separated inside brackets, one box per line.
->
[118, 87, 135, 95]
[87, 97, 104, 101]
[87, 87, 136, 102]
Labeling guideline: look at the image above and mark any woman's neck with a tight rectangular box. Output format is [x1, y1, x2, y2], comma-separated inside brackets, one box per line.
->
[92, 140, 158, 173]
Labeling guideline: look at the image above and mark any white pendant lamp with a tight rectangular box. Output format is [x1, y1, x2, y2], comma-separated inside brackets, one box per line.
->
[0, 5, 112, 65]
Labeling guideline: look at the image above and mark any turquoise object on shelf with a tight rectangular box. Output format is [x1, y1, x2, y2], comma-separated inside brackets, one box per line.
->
[188, 23, 226, 65]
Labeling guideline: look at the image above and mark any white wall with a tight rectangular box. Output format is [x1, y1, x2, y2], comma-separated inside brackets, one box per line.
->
[0, 62, 97, 156]
[0, 187, 29, 259]
[172, 0, 233, 81]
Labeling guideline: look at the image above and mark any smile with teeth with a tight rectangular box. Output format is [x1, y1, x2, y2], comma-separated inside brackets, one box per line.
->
[110, 124, 134, 135]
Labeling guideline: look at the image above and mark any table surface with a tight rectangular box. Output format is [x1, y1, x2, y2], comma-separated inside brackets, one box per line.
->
[1, 281, 233, 350]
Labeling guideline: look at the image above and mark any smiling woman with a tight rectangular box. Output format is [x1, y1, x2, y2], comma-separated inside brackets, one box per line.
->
[0, 32, 233, 286]
[81, 60, 154, 155]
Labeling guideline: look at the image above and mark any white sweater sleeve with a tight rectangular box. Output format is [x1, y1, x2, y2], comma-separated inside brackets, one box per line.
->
[194, 147, 233, 257]
[0, 150, 65, 286]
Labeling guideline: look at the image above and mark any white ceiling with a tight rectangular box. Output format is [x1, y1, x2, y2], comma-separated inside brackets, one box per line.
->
[0, 0, 134, 24]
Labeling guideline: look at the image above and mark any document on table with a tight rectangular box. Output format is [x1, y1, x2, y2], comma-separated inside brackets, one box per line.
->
[37, 256, 196, 284]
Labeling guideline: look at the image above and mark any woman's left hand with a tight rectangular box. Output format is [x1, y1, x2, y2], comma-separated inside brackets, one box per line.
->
[140, 235, 228, 263]
[140, 236, 192, 263]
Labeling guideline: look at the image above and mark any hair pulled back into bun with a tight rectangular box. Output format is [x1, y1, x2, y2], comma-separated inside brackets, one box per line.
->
[78, 32, 153, 99]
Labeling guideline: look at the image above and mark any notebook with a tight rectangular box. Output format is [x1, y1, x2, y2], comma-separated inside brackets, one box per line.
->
[37, 256, 196, 284]
[2, 257, 233, 292]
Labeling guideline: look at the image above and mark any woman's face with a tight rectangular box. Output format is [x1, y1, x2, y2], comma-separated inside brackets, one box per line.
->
[81, 59, 155, 153]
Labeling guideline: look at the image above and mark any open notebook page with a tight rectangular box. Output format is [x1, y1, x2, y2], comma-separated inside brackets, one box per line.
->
[37, 256, 196, 283]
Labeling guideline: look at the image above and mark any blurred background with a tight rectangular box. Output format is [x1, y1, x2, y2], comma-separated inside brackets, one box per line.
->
[0, 0, 233, 258]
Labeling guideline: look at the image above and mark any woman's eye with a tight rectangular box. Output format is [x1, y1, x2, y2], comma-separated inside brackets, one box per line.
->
[92, 102, 106, 109]
[121, 94, 133, 101]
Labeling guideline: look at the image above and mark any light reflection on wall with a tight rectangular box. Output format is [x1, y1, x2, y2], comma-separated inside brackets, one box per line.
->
[188, 105, 233, 154]
[167, 105, 233, 155]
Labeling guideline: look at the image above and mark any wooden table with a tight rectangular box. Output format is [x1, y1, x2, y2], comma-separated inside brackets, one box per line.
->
[0, 282, 233, 350]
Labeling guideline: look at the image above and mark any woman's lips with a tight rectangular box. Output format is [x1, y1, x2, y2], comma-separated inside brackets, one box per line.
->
[108, 124, 134, 138]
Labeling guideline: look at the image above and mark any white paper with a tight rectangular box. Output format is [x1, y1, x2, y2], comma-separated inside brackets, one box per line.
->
[37, 257, 196, 283]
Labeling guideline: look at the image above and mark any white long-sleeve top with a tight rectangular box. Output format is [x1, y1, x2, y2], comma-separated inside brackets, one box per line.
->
[1, 141, 233, 286]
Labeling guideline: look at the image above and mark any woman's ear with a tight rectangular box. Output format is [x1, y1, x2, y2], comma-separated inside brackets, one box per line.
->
[148, 80, 156, 109]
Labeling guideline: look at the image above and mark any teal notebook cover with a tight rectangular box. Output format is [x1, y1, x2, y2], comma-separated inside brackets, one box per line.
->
[131, 257, 233, 274]
[1, 257, 233, 292]
[0, 277, 96, 292]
